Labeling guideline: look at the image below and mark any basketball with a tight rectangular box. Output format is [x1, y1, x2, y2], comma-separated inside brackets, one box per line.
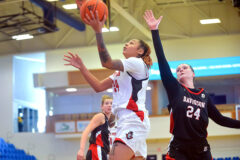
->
[80, 0, 108, 24]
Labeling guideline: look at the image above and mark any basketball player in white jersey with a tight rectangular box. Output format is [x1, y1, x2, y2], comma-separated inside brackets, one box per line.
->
[64, 11, 152, 160]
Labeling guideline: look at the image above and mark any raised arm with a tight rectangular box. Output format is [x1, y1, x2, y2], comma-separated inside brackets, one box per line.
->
[143, 10, 179, 99]
[64, 52, 112, 92]
[84, 11, 124, 71]
[77, 113, 105, 160]
[208, 98, 240, 128]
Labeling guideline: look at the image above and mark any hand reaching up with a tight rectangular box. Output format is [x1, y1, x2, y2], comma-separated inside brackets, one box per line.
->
[84, 11, 107, 33]
[143, 10, 163, 30]
[64, 52, 84, 69]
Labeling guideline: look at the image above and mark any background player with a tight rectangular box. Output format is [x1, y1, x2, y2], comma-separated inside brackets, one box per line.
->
[77, 95, 112, 160]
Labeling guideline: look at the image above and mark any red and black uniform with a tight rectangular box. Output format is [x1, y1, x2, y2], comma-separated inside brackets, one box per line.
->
[86, 113, 109, 160]
[151, 29, 240, 160]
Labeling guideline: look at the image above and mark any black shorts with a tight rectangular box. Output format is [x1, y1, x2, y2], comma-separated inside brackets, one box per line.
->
[166, 137, 213, 160]
[86, 144, 108, 160]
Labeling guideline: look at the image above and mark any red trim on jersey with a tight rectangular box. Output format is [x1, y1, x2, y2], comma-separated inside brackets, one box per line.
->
[89, 144, 100, 160]
[182, 84, 204, 95]
[111, 132, 116, 136]
[126, 96, 139, 111]
[135, 111, 144, 121]
[126, 96, 144, 121]
[170, 112, 174, 134]
[114, 138, 126, 144]
[96, 133, 103, 147]
[165, 153, 175, 160]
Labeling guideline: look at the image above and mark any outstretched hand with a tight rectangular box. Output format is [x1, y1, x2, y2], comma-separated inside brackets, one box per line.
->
[64, 52, 84, 69]
[84, 11, 106, 33]
[143, 10, 163, 30]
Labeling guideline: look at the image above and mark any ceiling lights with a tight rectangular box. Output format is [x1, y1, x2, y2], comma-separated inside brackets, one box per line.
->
[102, 27, 119, 32]
[200, 18, 221, 24]
[66, 88, 77, 92]
[12, 34, 34, 40]
[62, 4, 77, 10]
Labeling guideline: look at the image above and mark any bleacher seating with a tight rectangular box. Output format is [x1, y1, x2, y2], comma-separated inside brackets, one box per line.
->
[0, 137, 37, 160]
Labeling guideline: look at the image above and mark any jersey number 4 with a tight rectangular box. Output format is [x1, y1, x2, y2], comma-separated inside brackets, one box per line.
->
[186, 106, 200, 120]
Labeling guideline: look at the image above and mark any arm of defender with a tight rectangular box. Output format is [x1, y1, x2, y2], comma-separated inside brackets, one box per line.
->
[208, 98, 240, 128]
[144, 10, 180, 100]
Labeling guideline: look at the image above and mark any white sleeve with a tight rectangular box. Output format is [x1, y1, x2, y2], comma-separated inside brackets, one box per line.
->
[109, 73, 114, 80]
[121, 57, 144, 74]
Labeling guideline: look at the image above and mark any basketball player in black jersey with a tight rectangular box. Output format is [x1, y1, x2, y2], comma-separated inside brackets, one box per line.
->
[144, 10, 240, 160]
[77, 95, 113, 160]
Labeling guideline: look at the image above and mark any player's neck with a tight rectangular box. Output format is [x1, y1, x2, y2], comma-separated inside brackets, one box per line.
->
[103, 112, 111, 119]
[180, 80, 194, 89]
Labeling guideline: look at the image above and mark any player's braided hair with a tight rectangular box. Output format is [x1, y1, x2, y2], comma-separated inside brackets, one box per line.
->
[138, 39, 152, 68]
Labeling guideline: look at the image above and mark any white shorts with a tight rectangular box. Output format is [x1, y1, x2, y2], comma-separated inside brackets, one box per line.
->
[114, 109, 150, 158]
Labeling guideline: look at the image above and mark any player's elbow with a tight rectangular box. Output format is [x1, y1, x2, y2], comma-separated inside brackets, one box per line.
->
[93, 86, 104, 93]
[102, 62, 113, 69]
[93, 88, 101, 93]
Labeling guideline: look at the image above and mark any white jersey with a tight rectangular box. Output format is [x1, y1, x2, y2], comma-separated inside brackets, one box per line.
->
[109, 57, 149, 121]
[109, 125, 117, 149]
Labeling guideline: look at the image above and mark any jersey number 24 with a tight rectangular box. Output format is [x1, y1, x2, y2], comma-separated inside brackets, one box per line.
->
[186, 106, 200, 120]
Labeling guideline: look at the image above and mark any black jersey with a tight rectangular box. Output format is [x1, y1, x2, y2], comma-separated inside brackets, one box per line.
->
[89, 113, 110, 153]
[168, 84, 210, 139]
[151, 30, 240, 140]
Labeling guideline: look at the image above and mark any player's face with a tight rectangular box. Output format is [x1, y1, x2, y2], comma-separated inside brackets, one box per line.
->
[101, 99, 112, 115]
[123, 39, 142, 58]
[176, 64, 195, 82]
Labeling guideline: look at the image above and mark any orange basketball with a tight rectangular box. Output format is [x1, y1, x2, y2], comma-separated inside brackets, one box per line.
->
[80, 0, 108, 24]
